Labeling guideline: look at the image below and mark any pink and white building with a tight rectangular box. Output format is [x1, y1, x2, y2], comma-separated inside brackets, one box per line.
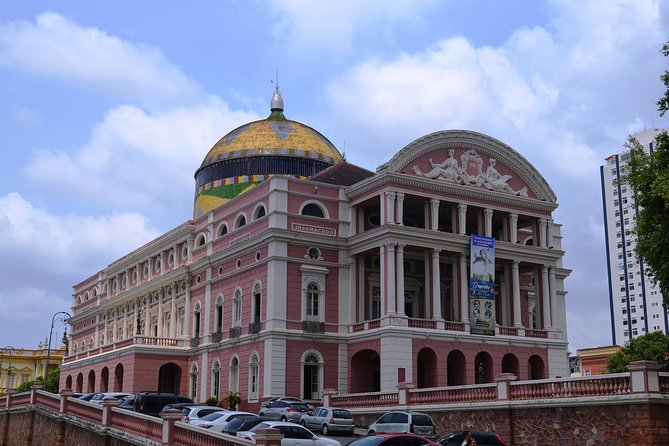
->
[61, 90, 571, 410]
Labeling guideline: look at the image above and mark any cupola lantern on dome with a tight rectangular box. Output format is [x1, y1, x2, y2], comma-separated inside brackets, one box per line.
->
[193, 88, 343, 218]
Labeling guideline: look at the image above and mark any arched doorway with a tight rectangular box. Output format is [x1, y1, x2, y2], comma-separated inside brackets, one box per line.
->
[528, 355, 545, 380]
[158, 363, 182, 394]
[474, 351, 494, 384]
[501, 353, 520, 377]
[114, 363, 124, 392]
[350, 350, 380, 393]
[416, 348, 438, 388]
[101, 367, 109, 392]
[76, 373, 83, 393]
[302, 352, 322, 400]
[87, 370, 96, 393]
[446, 350, 466, 386]
[65, 375, 73, 390]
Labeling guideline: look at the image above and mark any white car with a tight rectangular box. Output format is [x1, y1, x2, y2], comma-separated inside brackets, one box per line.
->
[236, 421, 341, 446]
[89, 392, 133, 404]
[192, 410, 257, 432]
[182, 405, 227, 424]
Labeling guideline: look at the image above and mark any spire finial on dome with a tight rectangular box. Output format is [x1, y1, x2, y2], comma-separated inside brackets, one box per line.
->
[270, 70, 284, 114]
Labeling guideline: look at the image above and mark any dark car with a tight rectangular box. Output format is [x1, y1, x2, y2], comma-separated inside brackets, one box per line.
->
[78, 393, 97, 401]
[133, 392, 193, 416]
[118, 395, 135, 411]
[438, 431, 506, 446]
[348, 433, 439, 446]
[224, 415, 271, 435]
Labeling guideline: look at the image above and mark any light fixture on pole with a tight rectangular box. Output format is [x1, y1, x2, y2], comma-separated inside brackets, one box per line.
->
[44, 311, 71, 383]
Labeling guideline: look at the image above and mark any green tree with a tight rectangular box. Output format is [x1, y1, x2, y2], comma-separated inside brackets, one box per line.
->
[621, 40, 669, 304]
[12, 368, 61, 394]
[606, 331, 669, 373]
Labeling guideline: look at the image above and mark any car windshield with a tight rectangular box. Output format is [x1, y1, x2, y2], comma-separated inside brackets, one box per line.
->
[348, 436, 386, 446]
[411, 414, 434, 426]
[201, 412, 227, 421]
[332, 410, 352, 419]
[249, 422, 272, 433]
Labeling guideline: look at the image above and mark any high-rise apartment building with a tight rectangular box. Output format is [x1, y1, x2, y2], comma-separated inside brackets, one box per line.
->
[601, 128, 668, 346]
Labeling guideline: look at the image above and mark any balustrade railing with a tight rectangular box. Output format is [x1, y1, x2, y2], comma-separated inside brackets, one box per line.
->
[410, 384, 497, 404]
[510, 374, 631, 400]
[408, 319, 436, 329]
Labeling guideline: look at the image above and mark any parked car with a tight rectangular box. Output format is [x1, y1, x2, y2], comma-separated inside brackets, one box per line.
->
[368, 411, 436, 439]
[223, 416, 270, 435]
[133, 392, 194, 416]
[189, 409, 230, 427]
[193, 410, 257, 431]
[348, 433, 439, 446]
[182, 405, 227, 424]
[90, 392, 132, 404]
[437, 431, 507, 446]
[260, 396, 305, 409]
[118, 395, 135, 411]
[236, 420, 341, 446]
[259, 400, 310, 422]
[300, 407, 355, 435]
[77, 393, 97, 401]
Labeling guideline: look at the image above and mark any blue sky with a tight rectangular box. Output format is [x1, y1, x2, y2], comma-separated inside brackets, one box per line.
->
[1, 0, 668, 354]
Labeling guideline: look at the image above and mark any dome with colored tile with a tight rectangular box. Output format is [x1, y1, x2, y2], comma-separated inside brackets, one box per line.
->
[193, 89, 343, 218]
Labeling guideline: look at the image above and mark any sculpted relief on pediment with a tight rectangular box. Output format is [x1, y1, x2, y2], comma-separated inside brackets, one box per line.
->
[411, 148, 528, 197]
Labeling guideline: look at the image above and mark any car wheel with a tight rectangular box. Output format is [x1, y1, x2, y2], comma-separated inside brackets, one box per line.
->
[322, 424, 329, 436]
[281, 416, 287, 422]
[300, 420, 307, 427]
[259, 412, 264, 417]
[368, 430, 375, 435]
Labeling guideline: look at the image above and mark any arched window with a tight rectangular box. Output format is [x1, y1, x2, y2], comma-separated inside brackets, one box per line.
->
[301, 203, 325, 218]
[190, 364, 198, 400]
[215, 295, 224, 333]
[249, 354, 259, 401]
[233, 290, 242, 327]
[217, 223, 228, 238]
[252, 283, 262, 324]
[254, 205, 266, 220]
[193, 304, 201, 338]
[235, 214, 247, 229]
[212, 362, 220, 401]
[229, 357, 239, 393]
[307, 283, 319, 319]
[197, 234, 206, 247]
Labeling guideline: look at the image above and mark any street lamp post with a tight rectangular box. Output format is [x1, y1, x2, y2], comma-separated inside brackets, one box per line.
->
[44, 311, 72, 384]
[0, 346, 16, 394]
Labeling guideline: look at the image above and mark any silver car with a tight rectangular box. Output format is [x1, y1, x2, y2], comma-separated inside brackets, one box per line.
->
[300, 407, 354, 435]
[368, 411, 436, 439]
[259, 400, 310, 422]
[236, 421, 341, 446]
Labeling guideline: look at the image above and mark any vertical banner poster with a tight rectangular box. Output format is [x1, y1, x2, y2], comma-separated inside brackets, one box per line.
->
[470, 235, 496, 335]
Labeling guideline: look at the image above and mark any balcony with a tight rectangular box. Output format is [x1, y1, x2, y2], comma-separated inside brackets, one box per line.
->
[189, 337, 201, 348]
[212, 331, 223, 343]
[229, 326, 241, 338]
[303, 321, 325, 334]
[248, 322, 261, 334]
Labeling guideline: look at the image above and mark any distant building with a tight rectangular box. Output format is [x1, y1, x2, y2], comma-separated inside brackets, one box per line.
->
[61, 89, 571, 408]
[0, 341, 66, 396]
[577, 345, 623, 376]
[601, 128, 669, 346]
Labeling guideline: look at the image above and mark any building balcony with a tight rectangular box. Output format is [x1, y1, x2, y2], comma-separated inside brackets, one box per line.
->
[302, 320, 325, 334]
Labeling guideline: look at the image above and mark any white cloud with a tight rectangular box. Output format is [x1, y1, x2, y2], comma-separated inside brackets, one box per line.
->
[24, 97, 259, 217]
[270, 0, 435, 53]
[0, 12, 200, 105]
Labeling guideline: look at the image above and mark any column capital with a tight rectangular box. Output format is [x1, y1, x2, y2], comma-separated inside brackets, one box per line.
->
[430, 198, 440, 206]
[484, 208, 494, 217]
[457, 203, 467, 210]
[384, 242, 396, 251]
[396, 192, 405, 200]
[432, 248, 441, 256]
[397, 243, 406, 252]
[385, 190, 397, 199]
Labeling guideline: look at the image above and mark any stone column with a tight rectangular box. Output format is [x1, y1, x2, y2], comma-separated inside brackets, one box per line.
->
[430, 199, 440, 231]
[547, 217, 554, 247]
[484, 208, 493, 238]
[379, 245, 386, 317]
[512, 261, 522, 327]
[122, 304, 128, 339]
[170, 284, 177, 338]
[509, 213, 518, 243]
[549, 266, 557, 330]
[432, 249, 442, 320]
[458, 204, 467, 235]
[161, 409, 183, 446]
[157, 292, 164, 338]
[541, 265, 551, 329]
[386, 243, 396, 314]
[349, 257, 358, 323]
[184, 282, 191, 338]
[385, 191, 396, 224]
[396, 193, 405, 225]
[112, 310, 118, 343]
[460, 254, 469, 324]
[349, 207, 357, 236]
[396, 245, 405, 316]
[538, 218, 547, 247]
